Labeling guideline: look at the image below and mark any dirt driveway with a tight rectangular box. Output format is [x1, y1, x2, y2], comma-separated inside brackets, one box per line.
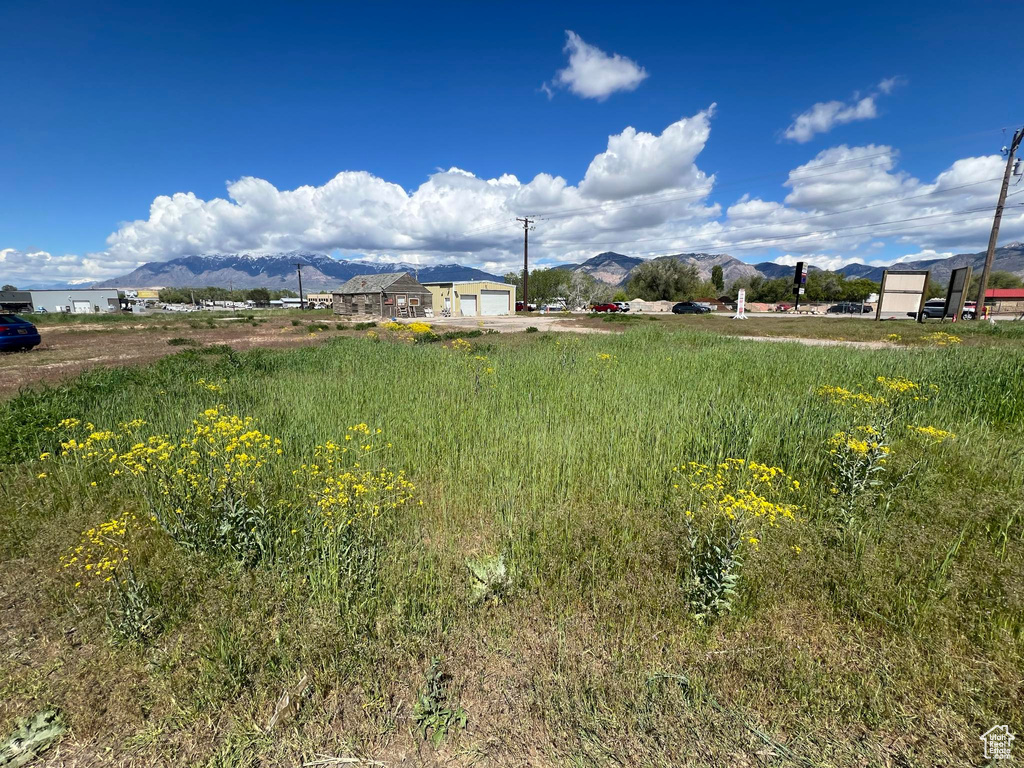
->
[0, 319, 332, 398]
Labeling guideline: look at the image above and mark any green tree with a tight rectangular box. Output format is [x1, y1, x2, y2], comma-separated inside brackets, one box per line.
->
[505, 268, 572, 305]
[558, 271, 607, 310]
[805, 271, 844, 302]
[626, 260, 701, 302]
[730, 275, 790, 303]
[840, 278, 879, 302]
[968, 270, 1023, 296]
[246, 288, 271, 305]
[503, 272, 522, 300]
[710, 265, 724, 292]
[1, 284, 17, 291]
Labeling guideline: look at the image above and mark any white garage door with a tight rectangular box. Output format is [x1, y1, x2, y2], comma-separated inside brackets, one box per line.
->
[480, 289, 510, 316]
[460, 295, 477, 316]
[72, 300, 92, 314]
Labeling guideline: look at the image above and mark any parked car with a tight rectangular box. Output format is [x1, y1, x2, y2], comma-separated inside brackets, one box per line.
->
[775, 303, 793, 312]
[515, 301, 537, 312]
[671, 301, 711, 314]
[0, 313, 42, 352]
[613, 301, 630, 312]
[590, 303, 620, 312]
[962, 301, 977, 320]
[827, 302, 873, 314]
[907, 298, 946, 319]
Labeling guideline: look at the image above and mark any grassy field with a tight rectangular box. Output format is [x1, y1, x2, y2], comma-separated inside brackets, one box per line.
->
[572, 312, 1024, 347]
[1, 325, 1021, 766]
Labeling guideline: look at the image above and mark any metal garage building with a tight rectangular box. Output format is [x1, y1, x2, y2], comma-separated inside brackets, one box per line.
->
[2, 289, 121, 314]
[423, 280, 514, 317]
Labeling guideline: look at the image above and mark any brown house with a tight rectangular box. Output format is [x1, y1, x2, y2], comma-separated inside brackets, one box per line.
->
[332, 272, 434, 318]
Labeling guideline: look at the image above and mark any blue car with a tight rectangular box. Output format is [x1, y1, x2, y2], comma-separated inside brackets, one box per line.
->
[0, 313, 42, 352]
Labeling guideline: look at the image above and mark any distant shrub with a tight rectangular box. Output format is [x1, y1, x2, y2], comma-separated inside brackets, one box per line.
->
[167, 338, 200, 347]
[291, 319, 303, 327]
[335, 323, 349, 331]
[354, 321, 377, 330]
[198, 344, 234, 355]
[525, 327, 538, 333]
[602, 314, 641, 323]
[307, 323, 329, 332]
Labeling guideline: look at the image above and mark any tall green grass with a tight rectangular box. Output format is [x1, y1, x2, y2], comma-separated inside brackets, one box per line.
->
[1, 327, 1021, 766]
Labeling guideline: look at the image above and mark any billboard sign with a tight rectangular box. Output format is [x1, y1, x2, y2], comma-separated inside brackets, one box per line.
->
[943, 266, 972, 320]
[875, 270, 930, 322]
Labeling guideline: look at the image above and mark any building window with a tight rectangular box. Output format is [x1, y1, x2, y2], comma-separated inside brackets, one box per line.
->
[409, 297, 420, 306]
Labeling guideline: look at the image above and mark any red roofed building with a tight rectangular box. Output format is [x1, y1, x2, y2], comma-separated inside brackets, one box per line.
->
[985, 288, 1024, 315]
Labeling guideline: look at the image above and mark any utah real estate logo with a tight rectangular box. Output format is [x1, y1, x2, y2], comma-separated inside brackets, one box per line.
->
[980, 725, 1015, 760]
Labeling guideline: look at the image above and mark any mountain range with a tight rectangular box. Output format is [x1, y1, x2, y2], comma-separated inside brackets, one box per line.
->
[84, 243, 1024, 292]
[92, 253, 503, 290]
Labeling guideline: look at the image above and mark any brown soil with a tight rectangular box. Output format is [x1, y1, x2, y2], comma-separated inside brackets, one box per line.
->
[0, 321, 333, 398]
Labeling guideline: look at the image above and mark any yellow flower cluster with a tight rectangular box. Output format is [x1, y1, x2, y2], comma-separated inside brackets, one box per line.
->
[923, 331, 961, 346]
[816, 385, 886, 407]
[53, 406, 280, 498]
[596, 353, 616, 362]
[828, 426, 891, 459]
[876, 376, 918, 394]
[60, 512, 136, 587]
[308, 467, 416, 532]
[674, 458, 801, 527]
[906, 424, 956, 442]
[448, 338, 472, 352]
[886, 333, 902, 342]
[382, 321, 433, 334]
[196, 378, 225, 392]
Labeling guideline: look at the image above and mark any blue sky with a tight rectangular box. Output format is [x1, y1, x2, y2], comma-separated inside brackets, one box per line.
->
[2, 0, 1023, 284]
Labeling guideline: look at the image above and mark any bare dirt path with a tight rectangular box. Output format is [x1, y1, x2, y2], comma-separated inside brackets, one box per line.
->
[0, 321, 330, 398]
[735, 335, 897, 349]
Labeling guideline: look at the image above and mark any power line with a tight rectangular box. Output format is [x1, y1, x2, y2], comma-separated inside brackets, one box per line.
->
[447, 152, 899, 243]
[546, 204, 1023, 261]
[533, 155, 900, 222]
[535, 176, 1004, 250]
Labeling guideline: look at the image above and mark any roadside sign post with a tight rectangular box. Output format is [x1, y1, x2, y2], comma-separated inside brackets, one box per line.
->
[792, 261, 807, 312]
[732, 289, 747, 320]
[943, 266, 972, 321]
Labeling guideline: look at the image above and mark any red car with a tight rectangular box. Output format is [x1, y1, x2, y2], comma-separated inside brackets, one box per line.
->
[515, 301, 537, 312]
[775, 303, 793, 312]
[590, 303, 620, 312]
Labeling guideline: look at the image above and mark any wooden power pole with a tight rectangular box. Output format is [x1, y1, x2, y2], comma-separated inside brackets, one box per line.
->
[295, 263, 305, 310]
[973, 127, 1023, 318]
[516, 217, 533, 310]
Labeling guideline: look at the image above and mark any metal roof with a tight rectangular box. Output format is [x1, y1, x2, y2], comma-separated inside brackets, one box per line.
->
[335, 273, 409, 294]
[420, 280, 513, 287]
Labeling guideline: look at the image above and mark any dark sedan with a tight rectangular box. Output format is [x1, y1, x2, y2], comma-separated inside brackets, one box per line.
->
[826, 302, 873, 314]
[0, 314, 42, 352]
[672, 301, 711, 314]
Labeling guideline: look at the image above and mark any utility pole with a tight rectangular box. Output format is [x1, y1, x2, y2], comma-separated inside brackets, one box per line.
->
[295, 263, 305, 310]
[516, 217, 533, 310]
[973, 126, 1023, 318]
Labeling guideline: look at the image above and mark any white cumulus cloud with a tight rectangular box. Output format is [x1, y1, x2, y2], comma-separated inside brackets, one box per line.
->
[550, 31, 648, 101]
[578, 105, 716, 199]
[7, 106, 1024, 285]
[783, 77, 904, 143]
[784, 97, 877, 144]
